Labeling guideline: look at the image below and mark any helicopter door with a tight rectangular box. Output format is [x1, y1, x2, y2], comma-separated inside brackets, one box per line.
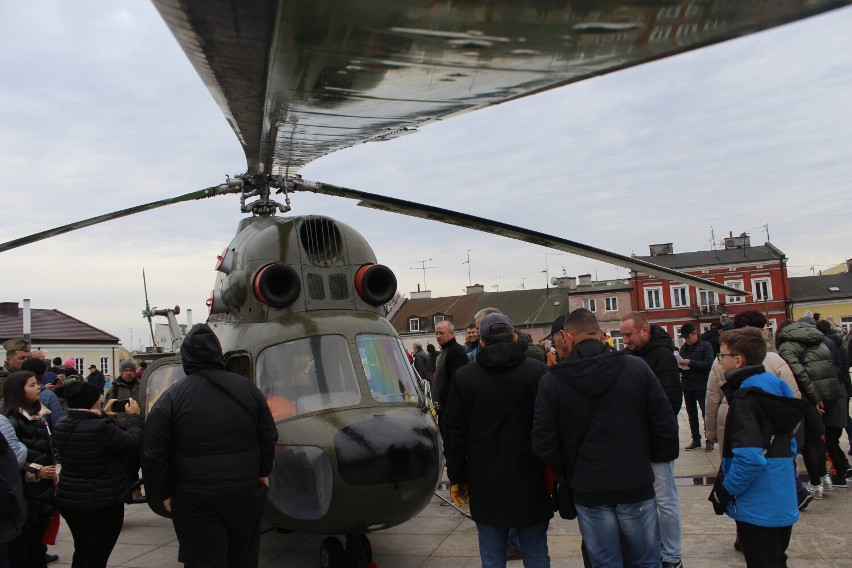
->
[139, 356, 186, 419]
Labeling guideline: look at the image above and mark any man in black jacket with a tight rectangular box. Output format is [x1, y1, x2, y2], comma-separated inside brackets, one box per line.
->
[433, 321, 468, 425]
[444, 313, 552, 567]
[536, 309, 678, 568]
[143, 324, 278, 568]
[619, 312, 683, 568]
[678, 324, 715, 452]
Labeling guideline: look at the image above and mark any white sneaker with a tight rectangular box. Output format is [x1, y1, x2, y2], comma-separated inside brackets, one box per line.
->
[822, 475, 834, 492]
[804, 482, 824, 500]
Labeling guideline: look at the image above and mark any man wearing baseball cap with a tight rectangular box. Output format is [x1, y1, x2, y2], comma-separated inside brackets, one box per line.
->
[443, 313, 553, 566]
[85, 364, 106, 397]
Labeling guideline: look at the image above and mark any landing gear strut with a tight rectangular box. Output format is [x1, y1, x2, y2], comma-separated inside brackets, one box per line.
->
[319, 534, 373, 568]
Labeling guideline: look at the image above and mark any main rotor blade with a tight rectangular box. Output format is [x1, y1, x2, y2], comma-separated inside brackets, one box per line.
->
[293, 179, 748, 297]
[142, 269, 156, 348]
[0, 185, 225, 254]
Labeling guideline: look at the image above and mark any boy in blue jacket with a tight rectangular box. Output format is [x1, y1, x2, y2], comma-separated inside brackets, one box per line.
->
[718, 327, 801, 567]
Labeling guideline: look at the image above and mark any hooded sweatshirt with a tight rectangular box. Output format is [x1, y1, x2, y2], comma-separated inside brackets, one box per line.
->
[532, 340, 678, 507]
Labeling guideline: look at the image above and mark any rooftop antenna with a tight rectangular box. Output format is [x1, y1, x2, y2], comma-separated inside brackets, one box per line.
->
[461, 248, 479, 286]
[539, 252, 562, 296]
[490, 275, 501, 292]
[519, 277, 527, 290]
[410, 258, 435, 291]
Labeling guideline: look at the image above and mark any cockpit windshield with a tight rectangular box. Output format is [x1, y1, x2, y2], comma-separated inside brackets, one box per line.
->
[145, 364, 186, 415]
[355, 333, 421, 403]
[257, 335, 361, 421]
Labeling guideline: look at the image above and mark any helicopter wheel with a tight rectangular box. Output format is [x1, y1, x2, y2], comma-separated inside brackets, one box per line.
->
[320, 536, 346, 568]
[345, 534, 373, 568]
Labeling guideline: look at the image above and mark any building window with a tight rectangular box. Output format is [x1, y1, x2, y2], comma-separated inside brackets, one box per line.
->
[646, 287, 663, 310]
[753, 278, 772, 301]
[100, 356, 109, 376]
[583, 298, 596, 312]
[433, 315, 445, 327]
[605, 296, 618, 312]
[725, 280, 745, 304]
[74, 357, 84, 376]
[671, 286, 689, 308]
[698, 289, 717, 310]
[609, 330, 624, 351]
[408, 318, 420, 332]
[841, 316, 852, 333]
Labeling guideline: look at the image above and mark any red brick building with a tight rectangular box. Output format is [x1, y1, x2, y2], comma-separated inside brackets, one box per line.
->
[630, 234, 790, 346]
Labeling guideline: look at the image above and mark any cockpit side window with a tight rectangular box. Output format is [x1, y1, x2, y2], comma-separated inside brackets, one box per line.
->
[355, 333, 421, 404]
[257, 335, 361, 421]
[145, 364, 186, 415]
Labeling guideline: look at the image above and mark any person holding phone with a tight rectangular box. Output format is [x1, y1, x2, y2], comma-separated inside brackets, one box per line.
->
[53, 382, 143, 568]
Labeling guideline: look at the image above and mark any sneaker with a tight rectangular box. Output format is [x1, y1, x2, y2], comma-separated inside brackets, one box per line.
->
[797, 488, 814, 510]
[830, 474, 847, 488]
[822, 475, 834, 492]
[804, 482, 824, 500]
[45, 554, 59, 564]
[662, 561, 683, 568]
[685, 440, 701, 450]
[704, 441, 715, 452]
[845, 467, 852, 479]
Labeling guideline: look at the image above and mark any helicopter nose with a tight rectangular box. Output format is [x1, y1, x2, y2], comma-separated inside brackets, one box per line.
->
[334, 415, 439, 488]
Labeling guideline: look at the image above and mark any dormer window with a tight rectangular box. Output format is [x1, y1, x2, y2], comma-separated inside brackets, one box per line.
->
[408, 318, 420, 332]
[434, 315, 445, 327]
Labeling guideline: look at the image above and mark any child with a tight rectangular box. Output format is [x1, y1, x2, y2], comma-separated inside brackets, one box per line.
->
[718, 327, 801, 568]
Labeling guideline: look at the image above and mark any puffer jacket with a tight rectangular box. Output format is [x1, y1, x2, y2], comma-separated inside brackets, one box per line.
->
[7, 407, 56, 522]
[705, 352, 799, 453]
[53, 410, 143, 509]
[776, 322, 844, 404]
[721, 367, 800, 528]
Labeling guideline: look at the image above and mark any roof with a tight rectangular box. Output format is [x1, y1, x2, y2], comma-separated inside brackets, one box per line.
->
[390, 284, 632, 334]
[789, 273, 852, 303]
[0, 305, 120, 345]
[633, 244, 786, 271]
[390, 293, 482, 334]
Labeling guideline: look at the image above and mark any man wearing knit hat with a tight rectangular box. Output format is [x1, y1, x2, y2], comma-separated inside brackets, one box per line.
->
[106, 360, 143, 500]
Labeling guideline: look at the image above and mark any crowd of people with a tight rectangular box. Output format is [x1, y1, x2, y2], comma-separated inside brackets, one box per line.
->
[0, 324, 276, 568]
[430, 307, 852, 568]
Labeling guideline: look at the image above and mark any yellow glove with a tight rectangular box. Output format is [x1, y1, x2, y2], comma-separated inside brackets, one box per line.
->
[450, 483, 469, 507]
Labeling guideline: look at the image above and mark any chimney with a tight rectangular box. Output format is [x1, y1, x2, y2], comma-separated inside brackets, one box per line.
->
[578, 274, 592, 286]
[554, 276, 576, 290]
[23, 299, 31, 343]
[410, 290, 432, 300]
[649, 243, 673, 256]
[466, 284, 484, 295]
[724, 232, 751, 249]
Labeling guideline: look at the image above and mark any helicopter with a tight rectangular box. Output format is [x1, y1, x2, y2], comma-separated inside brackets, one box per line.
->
[2, 2, 849, 567]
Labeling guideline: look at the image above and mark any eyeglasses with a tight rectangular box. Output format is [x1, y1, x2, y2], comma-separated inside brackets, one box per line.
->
[716, 353, 737, 362]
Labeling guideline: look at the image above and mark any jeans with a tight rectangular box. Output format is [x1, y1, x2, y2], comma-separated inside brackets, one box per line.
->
[683, 388, 706, 443]
[652, 460, 681, 563]
[476, 521, 550, 568]
[576, 497, 660, 568]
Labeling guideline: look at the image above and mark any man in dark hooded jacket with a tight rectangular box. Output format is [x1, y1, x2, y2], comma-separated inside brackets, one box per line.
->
[143, 324, 278, 568]
[443, 313, 552, 567]
[534, 308, 678, 568]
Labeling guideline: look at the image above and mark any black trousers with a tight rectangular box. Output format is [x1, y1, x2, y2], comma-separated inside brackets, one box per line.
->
[60, 505, 124, 568]
[170, 483, 267, 568]
[736, 521, 792, 568]
[7, 511, 50, 568]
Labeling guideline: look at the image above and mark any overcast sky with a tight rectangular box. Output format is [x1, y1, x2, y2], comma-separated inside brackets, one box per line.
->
[2, 2, 851, 350]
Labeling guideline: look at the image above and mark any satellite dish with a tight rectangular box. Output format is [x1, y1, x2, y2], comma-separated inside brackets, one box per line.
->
[550, 277, 558, 286]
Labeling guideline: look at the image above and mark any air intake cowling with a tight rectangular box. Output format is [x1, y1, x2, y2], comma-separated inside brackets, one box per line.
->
[253, 263, 301, 308]
[354, 264, 397, 306]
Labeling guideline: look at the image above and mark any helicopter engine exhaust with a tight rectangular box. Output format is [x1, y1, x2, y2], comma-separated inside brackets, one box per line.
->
[253, 263, 302, 307]
[354, 263, 397, 306]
